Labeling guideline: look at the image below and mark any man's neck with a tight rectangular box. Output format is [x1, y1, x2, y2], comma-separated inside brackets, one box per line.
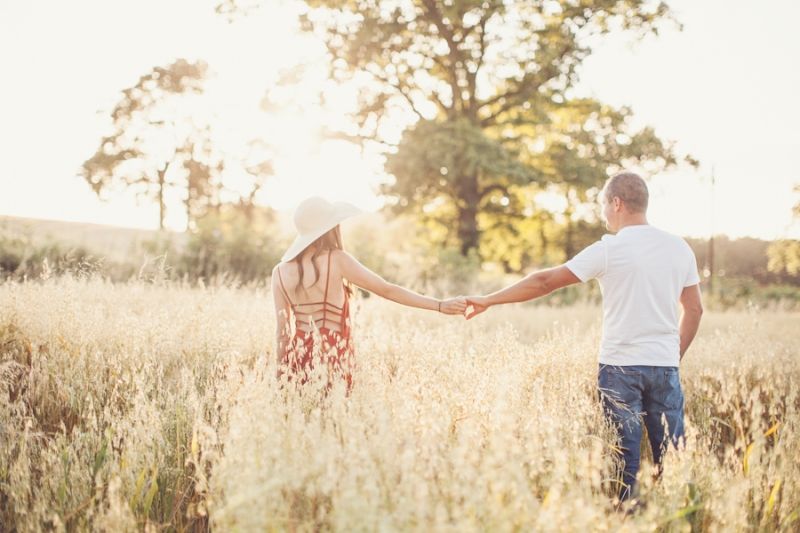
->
[617, 216, 649, 231]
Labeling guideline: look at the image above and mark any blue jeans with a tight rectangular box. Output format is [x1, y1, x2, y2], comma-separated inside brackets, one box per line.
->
[598, 364, 685, 501]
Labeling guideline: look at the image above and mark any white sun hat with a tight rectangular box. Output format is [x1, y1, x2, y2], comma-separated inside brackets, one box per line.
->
[281, 196, 363, 262]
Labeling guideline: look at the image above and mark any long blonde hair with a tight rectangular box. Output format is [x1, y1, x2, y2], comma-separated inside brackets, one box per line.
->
[290, 225, 350, 297]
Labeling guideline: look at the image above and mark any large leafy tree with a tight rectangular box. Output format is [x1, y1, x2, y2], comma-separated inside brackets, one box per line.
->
[294, 0, 681, 256]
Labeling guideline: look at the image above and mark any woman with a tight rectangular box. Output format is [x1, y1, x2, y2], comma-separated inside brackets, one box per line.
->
[272, 196, 466, 391]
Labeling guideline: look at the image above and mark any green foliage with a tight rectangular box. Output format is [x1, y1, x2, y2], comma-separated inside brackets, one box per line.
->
[0, 230, 108, 280]
[384, 118, 535, 212]
[384, 117, 539, 256]
[177, 205, 283, 284]
[702, 277, 800, 310]
[767, 240, 800, 277]
[418, 246, 484, 295]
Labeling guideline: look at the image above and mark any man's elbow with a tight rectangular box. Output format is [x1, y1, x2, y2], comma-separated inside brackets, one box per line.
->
[536, 267, 578, 296]
[686, 302, 704, 317]
[533, 273, 555, 296]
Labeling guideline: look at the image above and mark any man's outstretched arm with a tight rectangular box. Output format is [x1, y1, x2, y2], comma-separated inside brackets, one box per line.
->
[678, 283, 704, 359]
[466, 266, 581, 319]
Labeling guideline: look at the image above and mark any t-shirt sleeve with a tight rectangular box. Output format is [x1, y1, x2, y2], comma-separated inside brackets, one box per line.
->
[565, 240, 606, 282]
[684, 244, 701, 287]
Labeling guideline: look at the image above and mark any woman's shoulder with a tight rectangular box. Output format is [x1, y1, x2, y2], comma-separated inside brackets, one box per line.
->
[328, 249, 351, 264]
[272, 261, 301, 281]
[330, 249, 363, 272]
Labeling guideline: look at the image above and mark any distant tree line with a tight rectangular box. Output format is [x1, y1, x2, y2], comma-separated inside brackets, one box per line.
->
[686, 236, 800, 286]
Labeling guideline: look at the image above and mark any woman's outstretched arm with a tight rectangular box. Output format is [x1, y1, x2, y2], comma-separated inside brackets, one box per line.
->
[335, 250, 466, 315]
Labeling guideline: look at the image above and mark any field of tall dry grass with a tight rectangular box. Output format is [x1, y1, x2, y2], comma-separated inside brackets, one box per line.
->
[1, 276, 798, 532]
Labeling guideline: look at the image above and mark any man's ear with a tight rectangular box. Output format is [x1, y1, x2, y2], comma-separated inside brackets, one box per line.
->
[613, 196, 622, 211]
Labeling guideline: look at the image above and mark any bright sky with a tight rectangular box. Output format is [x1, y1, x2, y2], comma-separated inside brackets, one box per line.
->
[1, 0, 799, 240]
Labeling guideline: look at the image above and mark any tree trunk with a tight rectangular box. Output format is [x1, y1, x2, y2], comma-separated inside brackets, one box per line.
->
[538, 213, 549, 258]
[564, 209, 575, 260]
[157, 165, 167, 230]
[457, 174, 480, 256]
[186, 196, 192, 230]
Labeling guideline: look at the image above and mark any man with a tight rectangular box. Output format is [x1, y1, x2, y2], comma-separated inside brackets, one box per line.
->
[465, 172, 704, 503]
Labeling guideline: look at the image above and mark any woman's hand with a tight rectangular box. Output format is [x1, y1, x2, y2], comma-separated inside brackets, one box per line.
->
[438, 296, 468, 315]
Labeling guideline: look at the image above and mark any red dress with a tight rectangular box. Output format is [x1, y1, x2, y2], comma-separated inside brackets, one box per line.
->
[276, 252, 354, 391]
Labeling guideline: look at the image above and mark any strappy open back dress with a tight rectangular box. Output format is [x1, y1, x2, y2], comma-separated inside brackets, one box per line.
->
[276, 251, 354, 390]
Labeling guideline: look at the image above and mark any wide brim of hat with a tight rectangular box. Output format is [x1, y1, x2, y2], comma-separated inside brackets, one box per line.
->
[280, 202, 363, 262]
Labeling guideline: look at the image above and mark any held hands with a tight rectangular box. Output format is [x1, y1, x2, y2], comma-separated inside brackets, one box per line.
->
[437, 295, 491, 319]
[438, 296, 468, 315]
[464, 295, 490, 320]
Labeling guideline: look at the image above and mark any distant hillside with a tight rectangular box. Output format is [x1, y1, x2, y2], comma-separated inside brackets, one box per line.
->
[0, 215, 186, 263]
[0, 209, 306, 262]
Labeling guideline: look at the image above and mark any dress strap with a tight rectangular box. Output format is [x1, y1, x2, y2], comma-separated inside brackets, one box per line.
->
[323, 252, 332, 301]
[276, 266, 293, 307]
[321, 252, 333, 324]
[341, 282, 350, 334]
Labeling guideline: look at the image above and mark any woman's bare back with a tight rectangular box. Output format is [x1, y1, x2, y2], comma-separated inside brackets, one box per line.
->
[276, 250, 347, 333]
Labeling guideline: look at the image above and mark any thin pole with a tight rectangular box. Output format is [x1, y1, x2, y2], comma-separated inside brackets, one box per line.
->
[707, 165, 716, 294]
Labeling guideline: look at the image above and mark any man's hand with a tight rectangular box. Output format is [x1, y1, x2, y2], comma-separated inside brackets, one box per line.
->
[439, 296, 468, 315]
[464, 295, 491, 320]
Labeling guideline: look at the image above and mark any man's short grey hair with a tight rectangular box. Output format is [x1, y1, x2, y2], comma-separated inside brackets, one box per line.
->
[603, 172, 649, 213]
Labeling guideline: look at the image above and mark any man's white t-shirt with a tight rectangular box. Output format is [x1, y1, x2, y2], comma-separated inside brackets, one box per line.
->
[565, 224, 700, 367]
